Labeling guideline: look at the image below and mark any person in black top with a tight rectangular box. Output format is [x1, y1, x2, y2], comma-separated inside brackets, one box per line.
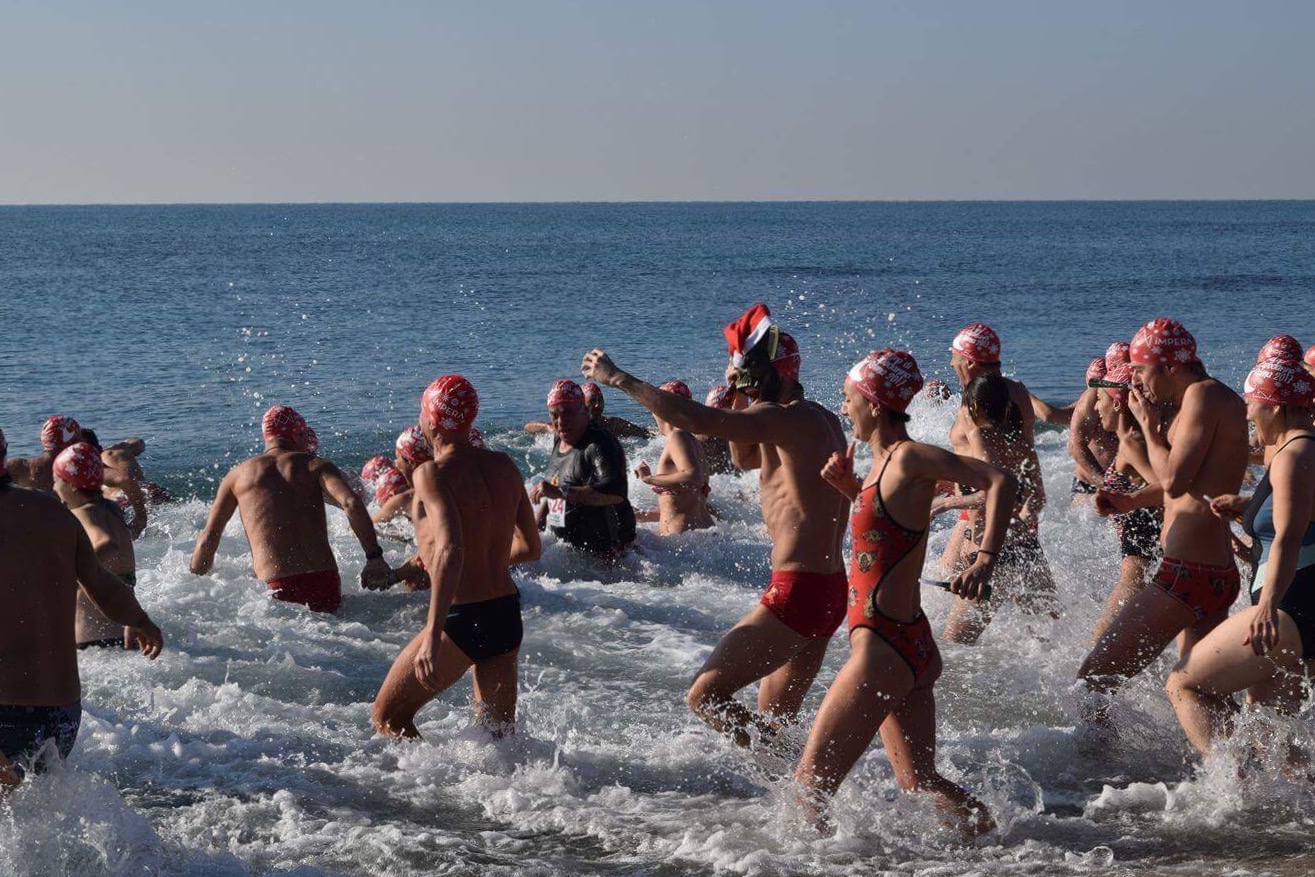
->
[530, 380, 636, 557]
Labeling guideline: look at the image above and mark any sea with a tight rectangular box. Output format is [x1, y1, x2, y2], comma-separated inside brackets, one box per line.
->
[1, 201, 1314, 876]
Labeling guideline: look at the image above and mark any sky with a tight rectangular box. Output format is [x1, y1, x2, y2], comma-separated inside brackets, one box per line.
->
[1, 0, 1312, 203]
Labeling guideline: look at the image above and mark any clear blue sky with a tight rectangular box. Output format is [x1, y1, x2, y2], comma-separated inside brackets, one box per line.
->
[2, 1, 1312, 203]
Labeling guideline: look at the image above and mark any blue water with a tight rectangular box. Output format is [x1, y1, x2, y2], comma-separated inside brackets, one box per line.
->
[2, 202, 1315, 877]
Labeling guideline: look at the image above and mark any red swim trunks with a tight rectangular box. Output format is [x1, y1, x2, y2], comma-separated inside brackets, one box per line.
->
[760, 570, 848, 639]
[267, 570, 342, 613]
[1152, 557, 1240, 621]
[850, 608, 938, 683]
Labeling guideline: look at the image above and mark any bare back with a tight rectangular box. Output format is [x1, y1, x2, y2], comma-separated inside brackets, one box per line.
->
[7, 457, 54, 493]
[229, 451, 338, 580]
[0, 487, 84, 704]
[414, 448, 526, 605]
[753, 399, 849, 572]
[72, 500, 137, 644]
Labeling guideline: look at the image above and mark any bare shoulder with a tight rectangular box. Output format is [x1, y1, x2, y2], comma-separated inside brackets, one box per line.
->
[8, 486, 77, 529]
[1192, 378, 1245, 414]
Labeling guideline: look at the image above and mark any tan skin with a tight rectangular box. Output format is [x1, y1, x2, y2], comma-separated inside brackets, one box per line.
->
[99, 438, 151, 537]
[1168, 402, 1315, 757]
[191, 440, 391, 591]
[634, 416, 713, 535]
[1089, 391, 1164, 642]
[794, 381, 1014, 838]
[935, 396, 1055, 644]
[371, 428, 541, 738]
[55, 479, 139, 648]
[581, 348, 848, 743]
[6, 453, 57, 493]
[371, 455, 419, 525]
[0, 478, 163, 786]
[1069, 388, 1118, 488]
[526, 397, 651, 440]
[1077, 361, 1249, 703]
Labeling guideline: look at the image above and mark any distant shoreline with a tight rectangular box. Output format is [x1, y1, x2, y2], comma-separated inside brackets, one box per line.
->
[2, 198, 1314, 208]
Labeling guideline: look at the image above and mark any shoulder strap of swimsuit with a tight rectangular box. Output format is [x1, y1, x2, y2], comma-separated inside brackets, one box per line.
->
[1269, 433, 1315, 469]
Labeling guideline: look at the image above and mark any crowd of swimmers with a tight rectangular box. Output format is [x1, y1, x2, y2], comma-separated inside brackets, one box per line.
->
[3, 303, 1315, 841]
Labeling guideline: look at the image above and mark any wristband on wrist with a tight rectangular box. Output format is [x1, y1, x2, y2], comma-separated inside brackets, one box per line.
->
[365, 547, 384, 561]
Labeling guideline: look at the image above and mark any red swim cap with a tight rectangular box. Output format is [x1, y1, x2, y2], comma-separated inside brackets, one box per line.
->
[262, 406, 307, 446]
[54, 442, 104, 492]
[469, 426, 486, 449]
[1085, 358, 1107, 383]
[772, 332, 801, 383]
[1258, 335, 1303, 365]
[421, 375, 479, 434]
[41, 416, 83, 453]
[923, 379, 953, 402]
[705, 384, 734, 409]
[660, 380, 692, 399]
[547, 379, 585, 411]
[1105, 341, 1131, 371]
[361, 456, 394, 483]
[395, 426, 433, 464]
[302, 426, 319, 456]
[1130, 318, 1198, 367]
[846, 349, 924, 413]
[951, 323, 1001, 364]
[581, 382, 603, 411]
[374, 467, 411, 505]
[1103, 363, 1132, 402]
[1245, 358, 1315, 407]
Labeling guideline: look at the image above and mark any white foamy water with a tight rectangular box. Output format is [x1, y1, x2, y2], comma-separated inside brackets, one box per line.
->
[4, 395, 1314, 877]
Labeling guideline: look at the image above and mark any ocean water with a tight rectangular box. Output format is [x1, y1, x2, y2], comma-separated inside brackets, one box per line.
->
[2, 202, 1315, 876]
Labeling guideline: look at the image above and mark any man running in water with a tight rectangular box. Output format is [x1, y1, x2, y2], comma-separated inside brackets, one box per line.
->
[0, 428, 163, 785]
[51, 443, 143, 650]
[372, 376, 541, 737]
[1077, 318, 1248, 715]
[530, 380, 637, 558]
[6, 416, 83, 493]
[581, 303, 849, 745]
[1069, 357, 1118, 496]
[795, 350, 1012, 837]
[191, 405, 392, 612]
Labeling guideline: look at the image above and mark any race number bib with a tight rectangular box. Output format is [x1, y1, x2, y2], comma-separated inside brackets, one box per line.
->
[547, 498, 567, 528]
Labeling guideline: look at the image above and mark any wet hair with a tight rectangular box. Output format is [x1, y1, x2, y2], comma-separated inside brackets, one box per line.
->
[964, 373, 1023, 436]
[81, 428, 102, 451]
[882, 407, 912, 425]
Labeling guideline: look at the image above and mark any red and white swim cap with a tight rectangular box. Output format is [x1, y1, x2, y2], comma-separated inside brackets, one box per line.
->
[469, 426, 486, 449]
[1245, 358, 1315, 407]
[361, 456, 394, 483]
[54, 442, 104, 492]
[846, 349, 924, 413]
[395, 426, 433, 464]
[659, 380, 692, 399]
[581, 382, 603, 411]
[1257, 334, 1303, 365]
[1105, 341, 1131, 371]
[262, 405, 307, 446]
[421, 375, 479, 434]
[772, 332, 801, 383]
[951, 323, 1001, 365]
[374, 467, 411, 505]
[1130, 318, 1198, 367]
[547, 379, 585, 411]
[41, 416, 83, 453]
[705, 384, 734, 409]
[1085, 358, 1107, 383]
[1103, 363, 1132, 401]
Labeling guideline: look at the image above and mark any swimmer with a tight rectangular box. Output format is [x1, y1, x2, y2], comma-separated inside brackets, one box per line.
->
[52, 443, 144, 650]
[1168, 357, 1315, 758]
[794, 350, 1012, 838]
[698, 384, 737, 476]
[1257, 334, 1303, 365]
[372, 375, 541, 738]
[923, 379, 953, 404]
[937, 372, 1058, 644]
[191, 405, 393, 612]
[78, 430, 151, 538]
[524, 381, 650, 439]
[1069, 357, 1118, 497]
[1077, 319, 1249, 724]
[0, 427, 163, 786]
[6, 415, 83, 493]
[372, 426, 432, 524]
[1090, 363, 1164, 641]
[529, 380, 637, 559]
[633, 381, 713, 535]
[582, 303, 850, 745]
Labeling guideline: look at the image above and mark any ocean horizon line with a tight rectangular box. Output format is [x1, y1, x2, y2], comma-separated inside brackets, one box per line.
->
[2, 197, 1314, 209]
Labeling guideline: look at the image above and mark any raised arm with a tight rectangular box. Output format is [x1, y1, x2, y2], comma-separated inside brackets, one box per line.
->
[190, 472, 238, 575]
[412, 466, 465, 689]
[75, 523, 162, 658]
[1031, 393, 1075, 426]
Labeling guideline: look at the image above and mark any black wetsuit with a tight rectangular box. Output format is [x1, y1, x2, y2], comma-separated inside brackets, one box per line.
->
[545, 424, 636, 554]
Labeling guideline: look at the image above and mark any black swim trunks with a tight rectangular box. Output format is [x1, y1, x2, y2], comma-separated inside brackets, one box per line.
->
[444, 591, 523, 662]
[1071, 477, 1099, 495]
[0, 702, 81, 779]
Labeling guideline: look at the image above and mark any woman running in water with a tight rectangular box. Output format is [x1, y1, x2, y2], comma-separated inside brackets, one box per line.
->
[1168, 356, 1315, 758]
[633, 381, 713, 535]
[794, 349, 1015, 838]
[939, 372, 1056, 644]
[1091, 362, 1164, 640]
